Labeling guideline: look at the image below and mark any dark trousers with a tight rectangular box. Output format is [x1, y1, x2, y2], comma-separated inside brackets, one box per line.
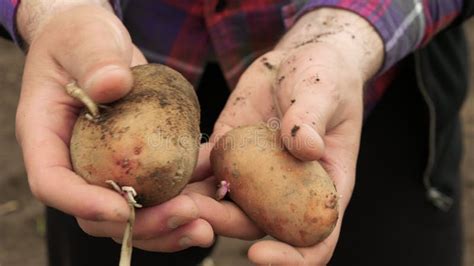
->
[329, 60, 463, 265]
[46, 63, 462, 266]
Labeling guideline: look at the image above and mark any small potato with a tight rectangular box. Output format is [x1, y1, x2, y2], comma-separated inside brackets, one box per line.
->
[70, 64, 200, 207]
[211, 124, 338, 247]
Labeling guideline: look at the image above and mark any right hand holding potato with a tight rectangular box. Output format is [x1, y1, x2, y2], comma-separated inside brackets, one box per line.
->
[15, 4, 222, 252]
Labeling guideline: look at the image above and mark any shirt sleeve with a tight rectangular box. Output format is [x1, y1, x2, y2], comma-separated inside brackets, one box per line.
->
[0, 0, 122, 46]
[0, 0, 20, 44]
[110, 0, 123, 19]
[298, 0, 465, 74]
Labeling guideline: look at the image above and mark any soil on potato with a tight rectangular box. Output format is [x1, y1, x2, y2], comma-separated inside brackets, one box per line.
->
[1, 21, 474, 266]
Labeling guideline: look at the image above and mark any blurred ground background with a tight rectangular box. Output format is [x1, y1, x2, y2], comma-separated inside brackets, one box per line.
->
[0, 20, 473, 266]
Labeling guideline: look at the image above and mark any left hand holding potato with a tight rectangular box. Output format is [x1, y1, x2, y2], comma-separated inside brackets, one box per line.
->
[196, 8, 384, 265]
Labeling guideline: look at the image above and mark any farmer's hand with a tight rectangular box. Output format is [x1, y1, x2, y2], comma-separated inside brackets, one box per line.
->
[192, 8, 384, 265]
[15, 2, 237, 252]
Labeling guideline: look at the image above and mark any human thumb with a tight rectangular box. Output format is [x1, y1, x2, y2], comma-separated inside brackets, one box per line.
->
[277, 62, 345, 161]
[279, 92, 333, 161]
[37, 5, 135, 103]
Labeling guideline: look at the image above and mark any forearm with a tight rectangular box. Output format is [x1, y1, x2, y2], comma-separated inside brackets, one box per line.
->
[276, 7, 384, 82]
[17, 0, 114, 45]
[295, 0, 465, 73]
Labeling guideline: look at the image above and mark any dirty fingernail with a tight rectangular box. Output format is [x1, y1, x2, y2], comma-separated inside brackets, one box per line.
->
[179, 236, 192, 248]
[300, 124, 321, 147]
[167, 216, 189, 229]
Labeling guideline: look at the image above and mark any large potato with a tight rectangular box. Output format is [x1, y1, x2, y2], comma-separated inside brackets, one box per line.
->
[70, 64, 200, 207]
[211, 124, 338, 247]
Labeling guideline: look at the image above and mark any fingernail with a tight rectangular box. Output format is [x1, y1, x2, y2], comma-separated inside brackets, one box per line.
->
[179, 236, 192, 248]
[287, 123, 324, 161]
[167, 216, 188, 229]
[84, 65, 123, 90]
[301, 123, 318, 135]
[300, 124, 320, 147]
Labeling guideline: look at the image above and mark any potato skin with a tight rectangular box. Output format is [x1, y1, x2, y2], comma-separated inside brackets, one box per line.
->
[70, 64, 200, 207]
[211, 124, 338, 247]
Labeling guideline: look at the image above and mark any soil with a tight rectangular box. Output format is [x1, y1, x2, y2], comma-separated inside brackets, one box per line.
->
[1, 20, 473, 266]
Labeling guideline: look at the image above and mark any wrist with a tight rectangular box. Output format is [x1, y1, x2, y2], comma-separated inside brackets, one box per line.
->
[17, 0, 114, 45]
[276, 8, 383, 82]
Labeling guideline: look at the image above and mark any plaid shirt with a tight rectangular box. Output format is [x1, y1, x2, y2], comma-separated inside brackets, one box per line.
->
[0, 0, 465, 111]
